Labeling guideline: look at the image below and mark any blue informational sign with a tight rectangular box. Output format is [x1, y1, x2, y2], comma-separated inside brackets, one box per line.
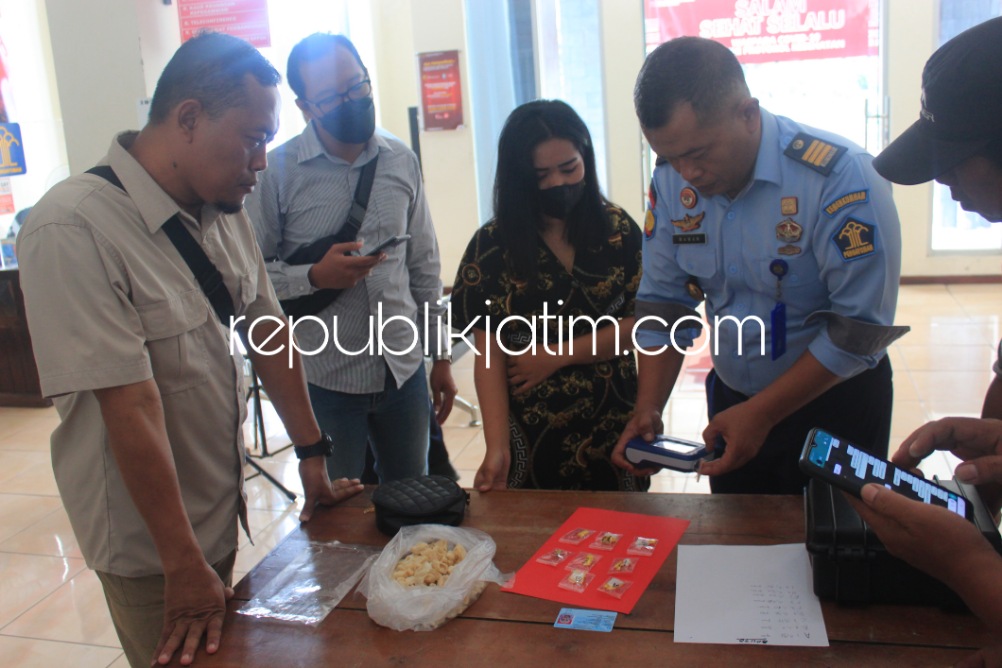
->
[0, 123, 26, 176]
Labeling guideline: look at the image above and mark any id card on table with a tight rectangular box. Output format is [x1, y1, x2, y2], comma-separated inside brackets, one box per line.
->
[554, 608, 616, 632]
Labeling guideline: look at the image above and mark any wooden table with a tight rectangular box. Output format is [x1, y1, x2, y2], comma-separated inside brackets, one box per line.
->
[0, 268, 50, 407]
[190, 490, 992, 667]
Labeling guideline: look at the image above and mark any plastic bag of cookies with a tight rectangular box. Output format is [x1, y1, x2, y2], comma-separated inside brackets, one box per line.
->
[359, 524, 510, 631]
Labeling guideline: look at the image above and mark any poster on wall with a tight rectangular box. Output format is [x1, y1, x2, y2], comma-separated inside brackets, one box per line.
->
[644, 0, 876, 64]
[0, 123, 25, 177]
[419, 51, 463, 131]
[0, 178, 14, 215]
[178, 0, 271, 47]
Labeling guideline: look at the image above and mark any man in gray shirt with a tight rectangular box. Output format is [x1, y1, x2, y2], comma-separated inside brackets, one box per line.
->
[18, 33, 362, 667]
[248, 33, 456, 482]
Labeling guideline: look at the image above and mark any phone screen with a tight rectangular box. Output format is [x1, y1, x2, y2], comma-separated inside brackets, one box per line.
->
[802, 429, 973, 521]
[657, 439, 705, 456]
[366, 235, 411, 256]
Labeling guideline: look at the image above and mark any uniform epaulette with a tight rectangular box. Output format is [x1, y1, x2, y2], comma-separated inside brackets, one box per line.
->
[783, 132, 847, 176]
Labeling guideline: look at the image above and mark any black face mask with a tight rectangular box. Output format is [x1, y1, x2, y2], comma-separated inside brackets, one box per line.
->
[538, 180, 586, 219]
[319, 97, 375, 144]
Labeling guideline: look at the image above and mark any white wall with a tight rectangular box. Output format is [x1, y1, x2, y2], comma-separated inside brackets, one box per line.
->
[44, 0, 147, 175]
[135, 1, 182, 99]
[599, 0, 645, 224]
[370, 0, 417, 150]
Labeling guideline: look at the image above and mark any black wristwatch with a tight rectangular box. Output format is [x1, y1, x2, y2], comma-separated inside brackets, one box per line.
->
[294, 432, 334, 460]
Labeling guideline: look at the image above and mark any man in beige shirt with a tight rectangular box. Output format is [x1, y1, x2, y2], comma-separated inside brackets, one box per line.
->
[18, 33, 361, 667]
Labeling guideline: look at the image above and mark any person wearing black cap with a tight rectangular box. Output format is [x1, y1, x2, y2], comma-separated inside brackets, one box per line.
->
[872, 15, 1002, 424]
[858, 17, 1002, 665]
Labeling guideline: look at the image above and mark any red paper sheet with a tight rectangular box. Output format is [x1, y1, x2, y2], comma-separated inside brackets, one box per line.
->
[504, 507, 690, 614]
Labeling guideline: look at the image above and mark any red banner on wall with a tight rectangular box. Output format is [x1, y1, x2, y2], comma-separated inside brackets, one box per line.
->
[644, 0, 877, 64]
[178, 0, 271, 48]
[419, 51, 464, 131]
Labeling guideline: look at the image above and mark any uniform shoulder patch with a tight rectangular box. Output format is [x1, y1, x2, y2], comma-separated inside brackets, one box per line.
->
[823, 189, 869, 217]
[832, 217, 876, 261]
[644, 207, 656, 240]
[784, 132, 847, 176]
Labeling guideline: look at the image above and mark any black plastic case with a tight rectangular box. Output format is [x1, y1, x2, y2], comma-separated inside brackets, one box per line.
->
[804, 478, 1002, 607]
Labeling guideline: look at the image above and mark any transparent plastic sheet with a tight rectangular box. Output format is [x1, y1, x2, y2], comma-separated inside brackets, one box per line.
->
[358, 524, 512, 632]
[237, 541, 381, 625]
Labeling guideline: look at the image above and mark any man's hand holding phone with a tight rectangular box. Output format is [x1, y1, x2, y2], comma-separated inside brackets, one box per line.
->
[800, 427, 975, 521]
[893, 417, 1002, 517]
[846, 483, 1000, 595]
[307, 240, 383, 290]
[363, 234, 411, 257]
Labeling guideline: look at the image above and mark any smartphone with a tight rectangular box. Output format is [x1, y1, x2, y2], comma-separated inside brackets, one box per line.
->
[624, 435, 715, 472]
[799, 428, 974, 521]
[365, 234, 411, 256]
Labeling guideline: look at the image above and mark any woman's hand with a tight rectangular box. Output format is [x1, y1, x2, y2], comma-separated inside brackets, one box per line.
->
[506, 351, 564, 395]
[473, 447, 511, 492]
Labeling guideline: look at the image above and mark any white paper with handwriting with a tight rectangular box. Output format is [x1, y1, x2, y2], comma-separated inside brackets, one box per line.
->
[674, 544, 828, 646]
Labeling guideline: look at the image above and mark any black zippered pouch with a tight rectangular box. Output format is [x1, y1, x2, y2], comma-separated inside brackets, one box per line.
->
[371, 475, 470, 537]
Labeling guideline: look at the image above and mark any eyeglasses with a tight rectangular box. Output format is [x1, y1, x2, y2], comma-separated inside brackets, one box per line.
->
[303, 79, 372, 114]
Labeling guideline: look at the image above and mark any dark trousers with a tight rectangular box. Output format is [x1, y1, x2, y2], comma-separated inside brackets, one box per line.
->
[360, 398, 457, 484]
[706, 355, 893, 495]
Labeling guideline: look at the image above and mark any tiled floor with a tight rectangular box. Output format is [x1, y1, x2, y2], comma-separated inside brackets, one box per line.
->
[0, 283, 996, 665]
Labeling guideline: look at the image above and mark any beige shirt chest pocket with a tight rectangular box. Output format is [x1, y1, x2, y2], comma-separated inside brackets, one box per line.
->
[136, 289, 211, 395]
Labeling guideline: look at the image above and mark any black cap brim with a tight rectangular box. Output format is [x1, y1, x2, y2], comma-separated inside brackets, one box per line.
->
[873, 119, 989, 185]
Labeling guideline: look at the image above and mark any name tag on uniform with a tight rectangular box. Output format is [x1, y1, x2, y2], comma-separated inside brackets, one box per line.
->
[672, 233, 707, 245]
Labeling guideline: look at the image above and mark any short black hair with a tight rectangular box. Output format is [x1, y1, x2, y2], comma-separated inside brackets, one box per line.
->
[634, 37, 748, 130]
[287, 33, 366, 100]
[148, 32, 281, 124]
[493, 99, 610, 282]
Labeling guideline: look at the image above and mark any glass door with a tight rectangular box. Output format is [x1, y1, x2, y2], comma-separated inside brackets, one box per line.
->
[465, 0, 607, 225]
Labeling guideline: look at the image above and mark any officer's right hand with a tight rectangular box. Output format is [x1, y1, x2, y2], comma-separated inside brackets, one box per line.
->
[611, 408, 663, 476]
[307, 240, 383, 290]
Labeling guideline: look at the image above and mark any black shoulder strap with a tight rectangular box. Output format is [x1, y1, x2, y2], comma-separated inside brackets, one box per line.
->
[85, 165, 236, 327]
[86, 165, 124, 191]
[159, 218, 236, 325]
[342, 154, 379, 240]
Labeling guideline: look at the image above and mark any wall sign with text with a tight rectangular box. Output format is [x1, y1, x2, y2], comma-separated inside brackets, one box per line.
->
[644, 0, 877, 64]
[178, 0, 271, 47]
[419, 51, 464, 131]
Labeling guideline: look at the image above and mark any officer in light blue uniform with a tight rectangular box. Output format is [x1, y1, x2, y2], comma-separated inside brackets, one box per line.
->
[612, 36, 907, 494]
